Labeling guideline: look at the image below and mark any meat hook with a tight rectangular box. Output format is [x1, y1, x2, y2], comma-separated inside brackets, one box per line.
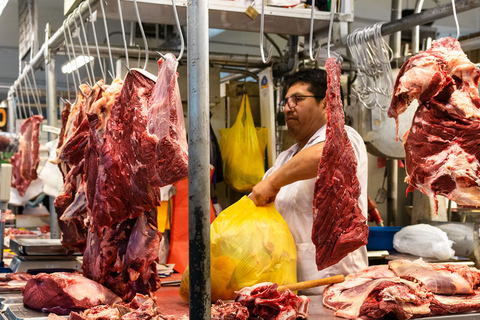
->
[124, 64, 133, 75]
[85, 0, 106, 81]
[259, 0, 273, 64]
[308, 0, 322, 61]
[133, 0, 149, 70]
[171, 0, 184, 61]
[72, 7, 94, 85]
[326, 0, 336, 59]
[77, 4, 96, 83]
[156, 51, 167, 60]
[28, 65, 42, 116]
[117, 0, 130, 73]
[99, 0, 116, 79]
[452, 0, 460, 39]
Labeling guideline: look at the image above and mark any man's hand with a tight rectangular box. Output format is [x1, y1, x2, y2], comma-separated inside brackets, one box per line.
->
[249, 177, 280, 206]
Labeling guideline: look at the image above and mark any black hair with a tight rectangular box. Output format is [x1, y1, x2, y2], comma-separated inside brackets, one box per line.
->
[284, 68, 328, 103]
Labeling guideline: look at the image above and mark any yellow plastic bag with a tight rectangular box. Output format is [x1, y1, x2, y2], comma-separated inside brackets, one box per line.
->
[219, 94, 267, 193]
[179, 196, 297, 302]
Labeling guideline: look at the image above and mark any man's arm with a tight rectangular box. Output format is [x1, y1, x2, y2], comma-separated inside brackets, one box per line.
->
[250, 142, 324, 206]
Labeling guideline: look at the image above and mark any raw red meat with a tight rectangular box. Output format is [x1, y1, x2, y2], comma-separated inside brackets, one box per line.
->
[10, 115, 44, 196]
[87, 69, 161, 235]
[141, 53, 188, 187]
[0, 272, 33, 292]
[54, 294, 185, 320]
[235, 282, 310, 319]
[211, 300, 249, 320]
[311, 57, 368, 271]
[323, 259, 480, 319]
[23, 272, 122, 314]
[388, 37, 480, 209]
[83, 210, 162, 301]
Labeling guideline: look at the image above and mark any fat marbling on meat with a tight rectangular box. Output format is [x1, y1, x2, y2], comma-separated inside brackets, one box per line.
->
[388, 37, 480, 209]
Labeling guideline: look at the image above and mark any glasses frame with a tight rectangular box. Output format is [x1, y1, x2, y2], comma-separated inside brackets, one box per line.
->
[278, 94, 321, 112]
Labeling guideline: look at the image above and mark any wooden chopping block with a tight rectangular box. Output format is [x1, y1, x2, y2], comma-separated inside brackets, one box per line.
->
[277, 274, 345, 292]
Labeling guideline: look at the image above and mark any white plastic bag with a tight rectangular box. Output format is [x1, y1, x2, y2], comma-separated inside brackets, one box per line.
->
[38, 139, 64, 197]
[393, 224, 455, 260]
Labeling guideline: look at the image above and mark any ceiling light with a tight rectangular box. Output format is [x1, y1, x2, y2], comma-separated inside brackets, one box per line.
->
[61, 56, 94, 74]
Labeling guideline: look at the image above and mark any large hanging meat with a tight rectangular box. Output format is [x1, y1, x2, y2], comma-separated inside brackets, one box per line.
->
[388, 37, 480, 209]
[10, 115, 44, 196]
[311, 58, 368, 271]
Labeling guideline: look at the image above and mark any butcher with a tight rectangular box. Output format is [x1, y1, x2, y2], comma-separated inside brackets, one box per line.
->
[249, 68, 368, 295]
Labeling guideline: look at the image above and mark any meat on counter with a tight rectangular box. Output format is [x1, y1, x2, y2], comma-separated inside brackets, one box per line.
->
[323, 258, 480, 319]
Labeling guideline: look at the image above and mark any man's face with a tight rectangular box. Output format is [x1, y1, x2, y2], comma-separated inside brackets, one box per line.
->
[283, 82, 327, 146]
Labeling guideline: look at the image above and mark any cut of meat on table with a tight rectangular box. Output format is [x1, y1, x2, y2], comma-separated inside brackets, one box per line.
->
[235, 282, 310, 319]
[0, 272, 33, 292]
[211, 300, 249, 320]
[10, 115, 44, 197]
[388, 37, 480, 210]
[46, 294, 188, 320]
[323, 259, 480, 320]
[23, 272, 122, 315]
[389, 259, 480, 295]
[312, 57, 368, 271]
[141, 53, 188, 187]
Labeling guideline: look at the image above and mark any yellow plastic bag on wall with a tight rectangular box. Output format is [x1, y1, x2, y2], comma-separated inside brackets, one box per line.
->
[179, 196, 297, 302]
[219, 94, 267, 193]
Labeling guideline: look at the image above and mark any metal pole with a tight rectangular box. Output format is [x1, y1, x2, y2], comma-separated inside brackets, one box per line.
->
[7, 95, 15, 133]
[187, 0, 211, 318]
[45, 23, 61, 240]
[389, 0, 402, 59]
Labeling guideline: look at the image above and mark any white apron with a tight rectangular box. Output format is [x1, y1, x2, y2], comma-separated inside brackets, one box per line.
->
[264, 125, 368, 295]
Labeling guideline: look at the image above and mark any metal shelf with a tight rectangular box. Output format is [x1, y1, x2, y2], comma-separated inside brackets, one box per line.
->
[100, 0, 353, 36]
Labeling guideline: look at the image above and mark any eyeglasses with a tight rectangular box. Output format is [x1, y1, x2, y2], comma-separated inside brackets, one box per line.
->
[278, 95, 321, 112]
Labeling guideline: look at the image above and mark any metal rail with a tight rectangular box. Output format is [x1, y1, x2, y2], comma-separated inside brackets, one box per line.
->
[7, 0, 100, 97]
[381, 0, 480, 36]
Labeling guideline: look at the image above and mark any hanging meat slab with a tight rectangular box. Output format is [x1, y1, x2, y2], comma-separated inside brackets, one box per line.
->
[141, 53, 188, 187]
[311, 57, 368, 271]
[323, 259, 480, 320]
[388, 37, 480, 209]
[10, 115, 44, 196]
[87, 69, 161, 236]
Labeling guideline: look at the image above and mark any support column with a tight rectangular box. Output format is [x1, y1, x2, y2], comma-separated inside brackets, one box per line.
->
[187, 0, 211, 318]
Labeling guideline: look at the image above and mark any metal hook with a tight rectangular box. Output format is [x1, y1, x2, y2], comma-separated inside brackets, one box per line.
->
[132, 0, 149, 69]
[72, 7, 94, 85]
[308, 0, 321, 61]
[452, 0, 460, 39]
[259, 0, 273, 64]
[117, 0, 130, 72]
[124, 64, 132, 75]
[77, 3, 96, 82]
[86, 0, 106, 81]
[171, 0, 184, 61]
[108, 70, 115, 81]
[64, 15, 82, 87]
[25, 71, 41, 116]
[156, 51, 166, 60]
[326, 0, 336, 59]
[99, 0, 115, 79]
[28, 66, 42, 116]
[78, 86, 87, 98]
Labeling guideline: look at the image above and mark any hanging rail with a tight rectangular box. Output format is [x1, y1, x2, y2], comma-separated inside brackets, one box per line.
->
[59, 44, 280, 68]
[381, 0, 480, 37]
[8, 0, 100, 97]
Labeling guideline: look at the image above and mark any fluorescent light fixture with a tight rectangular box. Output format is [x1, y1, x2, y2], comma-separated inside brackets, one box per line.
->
[61, 56, 94, 74]
[0, 0, 9, 17]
